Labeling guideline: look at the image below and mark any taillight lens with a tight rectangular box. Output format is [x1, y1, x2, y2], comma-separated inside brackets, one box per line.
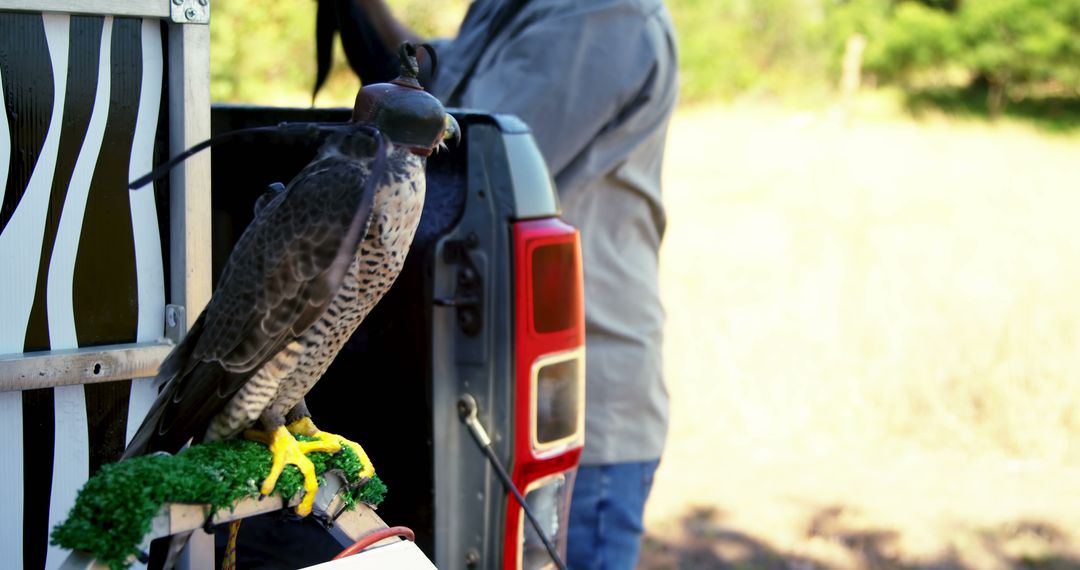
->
[531, 242, 581, 333]
[518, 473, 574, 570]
[532, 349, 584, 453]
[508, 218, 585, 570]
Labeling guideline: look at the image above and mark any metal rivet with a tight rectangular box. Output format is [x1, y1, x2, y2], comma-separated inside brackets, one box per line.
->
[171, 0, 183, 5]
[185, 7, 198, 19]
[458, 267, 477, 286]
[197, 0, 208, 5]
[459, 310, 476, 329]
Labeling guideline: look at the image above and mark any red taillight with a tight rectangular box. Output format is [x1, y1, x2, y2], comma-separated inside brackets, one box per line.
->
[531, 242, 582, 333]
[507, 218, 585, 569]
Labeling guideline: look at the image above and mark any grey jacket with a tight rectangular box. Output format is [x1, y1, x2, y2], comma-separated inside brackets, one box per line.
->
[431, 0, 677, 464]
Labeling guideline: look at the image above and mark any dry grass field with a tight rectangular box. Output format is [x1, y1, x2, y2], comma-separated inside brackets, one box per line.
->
[642, 103, 1080, 569]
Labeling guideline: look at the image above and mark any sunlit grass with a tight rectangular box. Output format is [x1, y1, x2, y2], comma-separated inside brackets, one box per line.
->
[647, 102, 1080, 567]
[661, 102, 1080, 459]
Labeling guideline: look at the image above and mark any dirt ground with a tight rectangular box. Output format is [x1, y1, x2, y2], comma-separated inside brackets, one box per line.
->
[640, 103, 1080, 569]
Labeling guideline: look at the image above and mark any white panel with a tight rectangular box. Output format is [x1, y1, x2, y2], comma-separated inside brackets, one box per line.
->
[44, 16, 112, 570]
[0, 392, 23, 567]
[45, 18, 111, 351]
[126, 18, 166, 446]
[0, 55, 8, 208]
[46, 385, 89, 570]
[0, 19, 66, 358]
[302, 540, 438, 570]
[0, 14, 70, 570]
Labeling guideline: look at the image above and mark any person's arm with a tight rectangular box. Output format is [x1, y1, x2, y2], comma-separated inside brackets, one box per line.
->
[352, 0, 424, 52]
[345, 0, 447, 83]
[458, 6, 660, 179]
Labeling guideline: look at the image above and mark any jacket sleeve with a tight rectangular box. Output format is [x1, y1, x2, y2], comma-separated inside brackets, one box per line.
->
[455, 4, 662, 181]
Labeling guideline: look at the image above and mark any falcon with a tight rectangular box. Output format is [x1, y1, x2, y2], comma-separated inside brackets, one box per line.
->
[122, 43, 458, 517]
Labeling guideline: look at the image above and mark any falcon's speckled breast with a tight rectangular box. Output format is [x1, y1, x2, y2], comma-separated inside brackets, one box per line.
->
[206, 142, 426, 440]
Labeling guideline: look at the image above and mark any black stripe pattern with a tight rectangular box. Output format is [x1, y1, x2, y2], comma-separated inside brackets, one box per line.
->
[0, 13, 163, 570]
[0, 13, 53, 234]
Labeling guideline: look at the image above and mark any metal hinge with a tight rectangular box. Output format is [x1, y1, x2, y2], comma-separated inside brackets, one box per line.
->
[170, 0, 209, 24]
[434, 232, 484, 336]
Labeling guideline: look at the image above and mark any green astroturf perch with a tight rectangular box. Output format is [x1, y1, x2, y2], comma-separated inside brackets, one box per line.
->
[51, 439, 386, 570]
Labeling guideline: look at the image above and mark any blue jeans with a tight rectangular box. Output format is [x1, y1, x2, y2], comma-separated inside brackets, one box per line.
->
[566, 460, 659, 570]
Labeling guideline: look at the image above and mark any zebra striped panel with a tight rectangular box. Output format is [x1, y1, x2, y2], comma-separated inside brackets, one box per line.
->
[0, 12, 166, 570]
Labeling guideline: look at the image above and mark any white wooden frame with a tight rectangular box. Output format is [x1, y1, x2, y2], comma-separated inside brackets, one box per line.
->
[0, 4, 211, 568]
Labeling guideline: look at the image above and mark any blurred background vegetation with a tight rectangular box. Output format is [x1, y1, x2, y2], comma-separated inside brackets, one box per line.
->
[210, 0, 1080, 129]
[209, 0, 467, 105]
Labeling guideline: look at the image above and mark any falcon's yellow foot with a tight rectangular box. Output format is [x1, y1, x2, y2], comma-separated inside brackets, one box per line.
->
[242, 426, 337, 516]
[287, 417, 376, 479]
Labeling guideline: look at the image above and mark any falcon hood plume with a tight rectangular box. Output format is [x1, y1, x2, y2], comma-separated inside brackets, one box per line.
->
[123, 43, 458, 524]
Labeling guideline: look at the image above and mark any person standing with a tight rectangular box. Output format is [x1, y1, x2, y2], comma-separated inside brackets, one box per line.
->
[349, 1, 678, 566]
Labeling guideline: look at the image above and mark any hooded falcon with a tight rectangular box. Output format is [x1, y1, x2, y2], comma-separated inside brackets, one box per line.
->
[122, 43, 458, 517]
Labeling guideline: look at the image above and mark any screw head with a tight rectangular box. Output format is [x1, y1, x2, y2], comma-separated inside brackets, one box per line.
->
[459, 310, 477, 329]
[171, 0, 182, 5]
[197, 0, 208, 5]
[458, 267, 477, 286]
[184, 7, 197, 19]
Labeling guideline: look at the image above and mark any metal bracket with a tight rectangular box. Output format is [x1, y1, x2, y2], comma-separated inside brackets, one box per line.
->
[169, 0, 209, 24]
[434, 232, 484, 336]
[165, 304, 188, 344]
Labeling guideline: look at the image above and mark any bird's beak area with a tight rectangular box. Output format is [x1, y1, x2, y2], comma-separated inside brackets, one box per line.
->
[437, 113, 461, 153]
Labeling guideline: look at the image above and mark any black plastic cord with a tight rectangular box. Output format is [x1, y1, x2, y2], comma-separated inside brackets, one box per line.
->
[457, 396, 568, 570]
[127, 121, 358, 190]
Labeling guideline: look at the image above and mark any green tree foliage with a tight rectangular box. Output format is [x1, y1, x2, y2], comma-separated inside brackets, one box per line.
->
[670, 0, 829, 103]
[836, 0, 1080, 113]
[210, 0, 329, 104]
[864, 2, 960, 80]
[957, 0, 1080, 112]
[209, 0, 466, 106]
[206, 0, 1078, 119]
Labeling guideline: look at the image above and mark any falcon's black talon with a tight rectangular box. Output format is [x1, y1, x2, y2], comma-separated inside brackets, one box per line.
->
[310, 510, 334, 530]
[276, 501, 303, 521]
[201, 510, 216, 533]
[136, 549, 150, 564]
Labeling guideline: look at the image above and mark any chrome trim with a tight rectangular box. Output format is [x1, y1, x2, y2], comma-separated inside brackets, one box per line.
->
[504, 133, 561, 220]
[167, 21, 212, 327]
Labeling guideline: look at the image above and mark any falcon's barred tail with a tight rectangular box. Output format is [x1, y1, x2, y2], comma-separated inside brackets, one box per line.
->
[120, 315, 203, 459]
